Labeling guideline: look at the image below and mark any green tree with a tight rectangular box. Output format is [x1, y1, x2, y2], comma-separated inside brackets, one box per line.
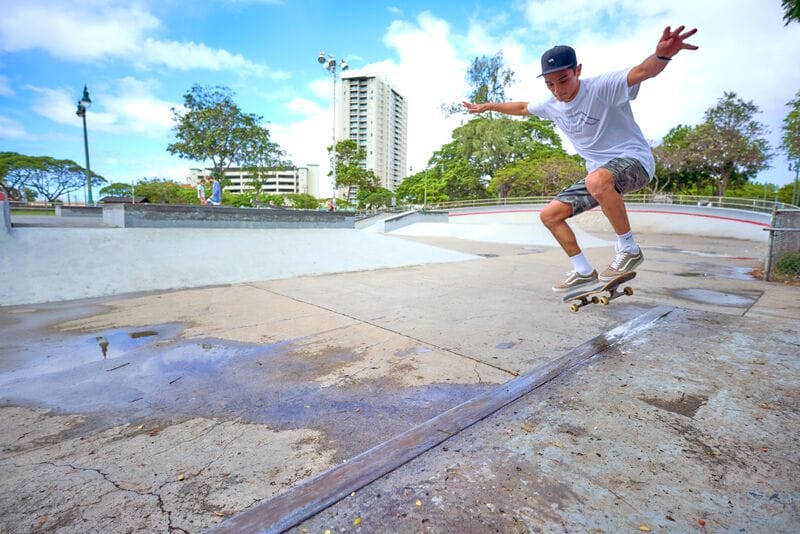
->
[168, 85, 289, 176]
[466, 51, 515, 108]
[783, 0, 800, 24]
[443, 51, 515, 116]
[356, 187, 393, 210]
[242, 129, 293, 202]
[653, 125, 712, 194]
[286, 193, 320, 209]
[0, 152, 104, 201]
[395, 168, 449, 205]
[490, 152, 585, 198]
[781, 90, 800, 204]
[455, 116, 564, 179]
[99, 182, 134, 197]
[133, 178, 195, 204]
[330, 139, 380, 206]
[682, 92, 771, 196]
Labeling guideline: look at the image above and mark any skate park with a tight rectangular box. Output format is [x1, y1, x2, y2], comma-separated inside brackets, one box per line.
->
[1, 201, 798, 533]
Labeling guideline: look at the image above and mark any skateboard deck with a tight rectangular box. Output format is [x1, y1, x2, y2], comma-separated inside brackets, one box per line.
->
[562, 271, 636, 313]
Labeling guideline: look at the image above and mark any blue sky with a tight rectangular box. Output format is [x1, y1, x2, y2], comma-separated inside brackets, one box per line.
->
[1, 0, 799, 202]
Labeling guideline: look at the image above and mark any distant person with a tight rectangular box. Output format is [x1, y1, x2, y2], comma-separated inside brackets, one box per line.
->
[463, 25, 698, 293]
[207, 175, 221, 206]
[196, 178, 207, 205]
[327, 200, 336, 212]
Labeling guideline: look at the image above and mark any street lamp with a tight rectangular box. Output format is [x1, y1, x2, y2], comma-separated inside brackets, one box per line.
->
[75, 85, 93, 206]
[317, 51, 348, 208]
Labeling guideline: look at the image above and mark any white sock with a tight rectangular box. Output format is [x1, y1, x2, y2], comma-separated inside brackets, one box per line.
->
[569, 252, 594, 275]
[617, 231, 639, 253]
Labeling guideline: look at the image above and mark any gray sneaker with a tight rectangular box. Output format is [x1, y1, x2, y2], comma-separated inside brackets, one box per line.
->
[552, 270, 598, 293]
[599, 248, 644, 282]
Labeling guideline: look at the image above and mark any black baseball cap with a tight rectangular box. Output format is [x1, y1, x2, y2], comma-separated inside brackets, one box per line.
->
[538, 45, 577, 77]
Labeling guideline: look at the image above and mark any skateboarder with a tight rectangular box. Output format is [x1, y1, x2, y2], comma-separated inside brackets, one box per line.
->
[463, 25, 698, 293]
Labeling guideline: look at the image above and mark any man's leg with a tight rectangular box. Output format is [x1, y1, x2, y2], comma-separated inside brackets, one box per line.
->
[540, 199, 581, 256]
[586, 161, 647, 281]
[540, 197, 598, 292]
[584, 167, 631, 235]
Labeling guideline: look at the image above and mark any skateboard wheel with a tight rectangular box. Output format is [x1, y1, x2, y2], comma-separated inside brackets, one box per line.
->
[591, 296, 599, 304]
[570, 304, 580, 313]
[598, 296, 610, 305]
[624, 286, 634, 296]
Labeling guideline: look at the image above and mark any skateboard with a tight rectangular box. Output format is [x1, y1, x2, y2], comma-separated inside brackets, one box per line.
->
[562, 272, 636, 313]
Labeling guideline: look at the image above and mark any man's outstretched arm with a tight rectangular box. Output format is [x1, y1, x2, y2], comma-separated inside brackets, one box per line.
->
[628, 25, 698, 86]
[462, 101, 530, 115]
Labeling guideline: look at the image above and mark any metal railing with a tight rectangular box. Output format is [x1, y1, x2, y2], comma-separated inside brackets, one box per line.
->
[428, 194, 798, 214]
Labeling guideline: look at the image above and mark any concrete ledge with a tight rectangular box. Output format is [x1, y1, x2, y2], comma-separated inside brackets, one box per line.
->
[103, 203, 354, 229]
[376, 210, 448, 233]
[56, 206, 103, 217]
[1, 200, 10, 235]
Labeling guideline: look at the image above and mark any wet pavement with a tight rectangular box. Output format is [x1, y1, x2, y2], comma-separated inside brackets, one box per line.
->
[1, 230, 799, 533]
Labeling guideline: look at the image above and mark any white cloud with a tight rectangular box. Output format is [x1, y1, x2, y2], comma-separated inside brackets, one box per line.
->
[138, 39, 287, 78]
[0, 75, 14, 97]
[286, 98, 323, 117]
[0, 0, 277, 76]
[26, 78, 177, 136]
[0, 115, 33, 140]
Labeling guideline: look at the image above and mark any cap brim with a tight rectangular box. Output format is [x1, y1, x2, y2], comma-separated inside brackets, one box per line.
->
[537, 64, 574, 78]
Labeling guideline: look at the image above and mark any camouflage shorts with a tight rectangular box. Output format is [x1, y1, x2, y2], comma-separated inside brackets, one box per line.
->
[554, 158, 650, 217]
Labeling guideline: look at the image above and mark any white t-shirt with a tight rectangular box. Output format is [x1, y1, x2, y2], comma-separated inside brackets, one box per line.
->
[527, 69, 655, 178]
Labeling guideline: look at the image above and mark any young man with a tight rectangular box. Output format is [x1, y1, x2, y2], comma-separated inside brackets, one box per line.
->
[463, 25, 698, 293]
[207, 174, 222, 206]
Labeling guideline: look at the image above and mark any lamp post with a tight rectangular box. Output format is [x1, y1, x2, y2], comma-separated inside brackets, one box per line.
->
[75, 85, 93, 206]
[317, 51, 348, 208]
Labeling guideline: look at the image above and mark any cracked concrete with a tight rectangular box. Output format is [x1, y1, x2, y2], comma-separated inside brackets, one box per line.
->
[1, 411, 335, 532]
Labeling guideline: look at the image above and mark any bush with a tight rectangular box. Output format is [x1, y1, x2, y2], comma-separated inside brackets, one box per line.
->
[776, 251, 800, 278]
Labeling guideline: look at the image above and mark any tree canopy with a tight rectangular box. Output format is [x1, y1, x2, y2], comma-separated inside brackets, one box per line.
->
[781, 90, 800, 170]
[0, 152, 105, 202]
[168, 85, 291, 176]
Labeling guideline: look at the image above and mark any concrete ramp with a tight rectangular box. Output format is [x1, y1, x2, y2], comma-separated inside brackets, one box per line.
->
[389, 221, 611, 248]
[0, 228, 477, 306]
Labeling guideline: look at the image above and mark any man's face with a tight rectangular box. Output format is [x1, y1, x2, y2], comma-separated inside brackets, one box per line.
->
[543, 65, 581, 102]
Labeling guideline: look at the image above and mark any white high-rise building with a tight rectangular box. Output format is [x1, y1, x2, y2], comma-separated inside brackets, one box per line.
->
[339, 72, 408, 194]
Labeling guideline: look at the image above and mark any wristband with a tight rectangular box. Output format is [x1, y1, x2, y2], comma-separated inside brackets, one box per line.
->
[657, 55, 671, 61]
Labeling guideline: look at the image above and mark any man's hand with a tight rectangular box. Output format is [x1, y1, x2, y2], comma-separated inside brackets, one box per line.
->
[656, 25, 698, 59]
[462, 101, 490, 114]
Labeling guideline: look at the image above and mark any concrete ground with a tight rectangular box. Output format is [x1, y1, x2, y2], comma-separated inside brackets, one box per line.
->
[1, 221, 798, 533]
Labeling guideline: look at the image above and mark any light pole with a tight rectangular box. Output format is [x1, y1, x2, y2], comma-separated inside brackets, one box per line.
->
[318, 51, 348, 208]
[75, 85, 93, 206]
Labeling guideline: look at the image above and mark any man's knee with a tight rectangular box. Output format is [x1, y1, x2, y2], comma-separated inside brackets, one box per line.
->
[585, 169, 616, 197]
[540, 201, 570, 228]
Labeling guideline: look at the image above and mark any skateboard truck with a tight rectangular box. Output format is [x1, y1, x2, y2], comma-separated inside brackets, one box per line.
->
[563, 272, 637, 313]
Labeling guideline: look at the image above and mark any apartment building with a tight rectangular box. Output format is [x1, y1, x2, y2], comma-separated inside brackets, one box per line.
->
[339, 72, 408, 194]
[188, 165, 321, 197]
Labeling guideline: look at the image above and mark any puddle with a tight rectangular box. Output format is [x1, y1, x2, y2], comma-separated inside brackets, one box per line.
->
[0, 323, 185, 385]
[0, 327, 493, 460]
[670, 288, 757, 308]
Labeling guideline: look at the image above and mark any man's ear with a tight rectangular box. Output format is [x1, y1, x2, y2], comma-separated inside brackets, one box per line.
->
[575, 63, 582, 77]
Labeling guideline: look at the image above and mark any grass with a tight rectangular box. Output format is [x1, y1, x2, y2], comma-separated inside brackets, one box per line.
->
[10, 209, 56, 216]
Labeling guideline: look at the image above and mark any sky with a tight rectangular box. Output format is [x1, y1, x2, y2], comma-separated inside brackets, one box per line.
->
[1, 0, 799, 202]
